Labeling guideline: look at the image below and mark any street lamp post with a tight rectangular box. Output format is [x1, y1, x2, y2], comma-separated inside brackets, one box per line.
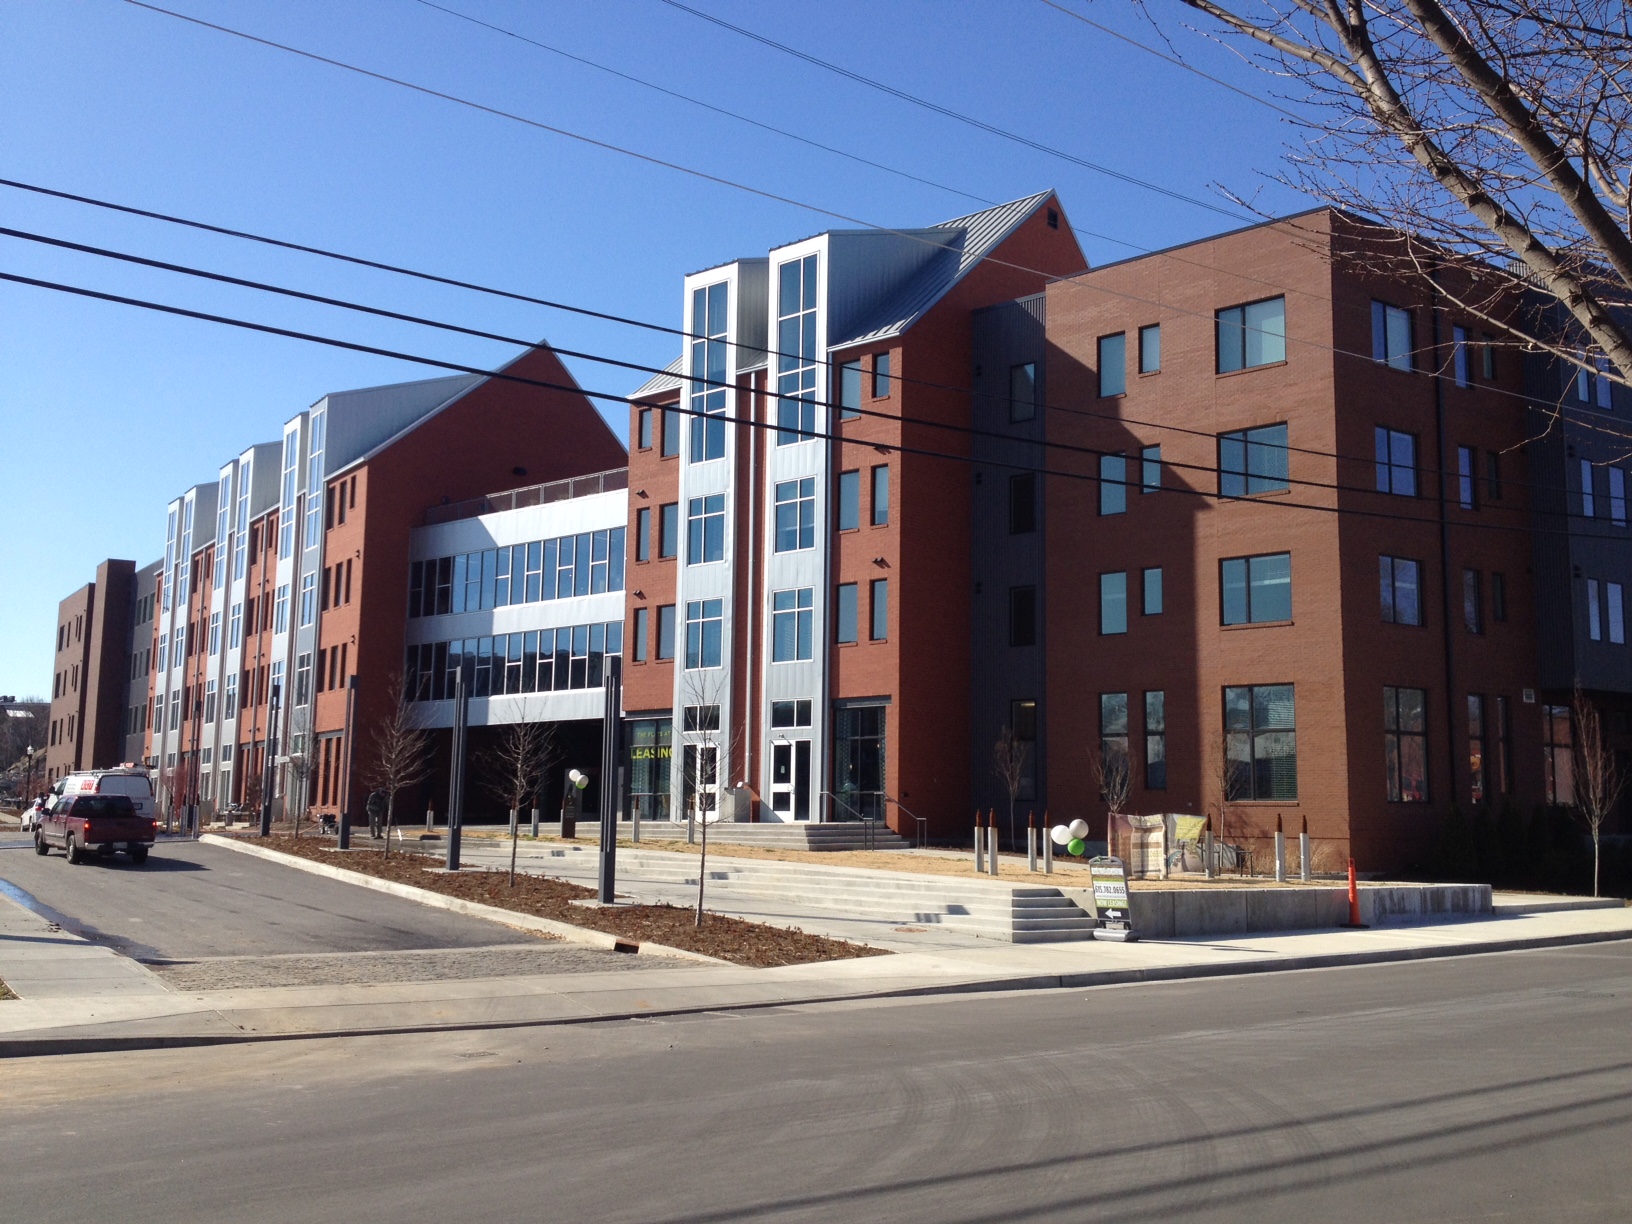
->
[259, 682, 281, 837]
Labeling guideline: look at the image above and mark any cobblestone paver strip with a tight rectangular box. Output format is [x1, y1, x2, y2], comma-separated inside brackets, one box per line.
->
[147, 943, 690, 991]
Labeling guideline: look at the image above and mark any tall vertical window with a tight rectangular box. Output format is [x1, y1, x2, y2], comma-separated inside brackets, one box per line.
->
[1581, 459, 1597, 518]
[1375, 428, 1418, 496]
[1611, 468, 1627, 526]
[1487, 452, 1502, 502]
[637, 408, 653, 450]
[634, 508, 651, 562]
[1099, 454, 1126, 515]
[228, 603, 242, 649]
[294, 654, 312, 707]
[1467, 694, 1486, 805]
[687, 494, 726, 564]
[1221, 553, 1292, 624]
[1009, 362, 1037, 422]
[1138, 324, 1161, 374]
[1009, 586, 1037, 647]
[1144, 691, 1166, 790]
[1098, 333, 1126, 397]
[690, 281, 729, 461]
[279, 427, 298, 559]
[1482, 334, 1497, 379]
[1141, 446, 1161, 493]
[233, 459, 251, 581]
[1142, 567, 1163, 616]
[872, 352, 892, 397]
[1457, 446, 1477, 510]
[661, 407, 680, 457]
[684, 599, 722, 669]
[1610, 582, 1625, 644]
[869, 579, 888, 641]
[1577, 354, 1615, 407]
[774, 479, 815, 552]
[1011, 698, 1038, 802]
[1218, 424, 1289, 497]
[304, 410, 326, 549]
[1383, 686, 1429, 802]
[837, 470, 860, 531]
[1100, 693, 1130, 777]
[659, 503, 679, 558]
[215, 472, 231, 590]
[1543, 704, 1573, 804]
[1372, 301, 1415, 371]
[209, 611, 222, 655]
[299, 573, 316, 627]
[871, 465, 890, 526]
[1495, 695, 1511, 794]
[835, 583, 858, 644]
[224, 673, 238, 721]
[631, 607, 649, 662]
[1216, 296, 1286, 372]
[1224, 684, 1297, 800]
[1380, 556, 1422, 626]
[771, 589, 814, 662]
[205, 679, 218, 724]
[1588, 577, 1602, 641]
[1008, 473, 1036, 534]
[776, 255, 818, 445]
[1463, 569, 1483, 634]
[656, 604, 676, 660]
[1100, 571, 1128, 635]
[838, 361, 862, 420]
[273, 583, 290, 634]
[1452, 326, 1470, 387]
[1491, 572, 1508, 623]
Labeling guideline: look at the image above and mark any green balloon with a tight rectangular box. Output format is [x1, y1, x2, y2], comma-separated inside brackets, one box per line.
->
[1067, 837, 1086, 857]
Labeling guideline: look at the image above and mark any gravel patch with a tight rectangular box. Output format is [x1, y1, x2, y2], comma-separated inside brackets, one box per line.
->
[147, 943, 681, 991]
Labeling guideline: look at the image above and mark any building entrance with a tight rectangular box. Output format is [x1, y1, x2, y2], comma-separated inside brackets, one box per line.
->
[769, 739, 811, 820]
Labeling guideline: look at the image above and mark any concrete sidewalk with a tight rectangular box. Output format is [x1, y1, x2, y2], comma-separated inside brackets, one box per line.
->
[5, 874, 1632, 1055]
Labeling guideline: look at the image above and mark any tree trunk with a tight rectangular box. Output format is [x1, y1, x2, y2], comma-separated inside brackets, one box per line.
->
[382, 792, 395, 859]
[509, 806, 520, 887]
[695, 796, 709, 927]
[1594, 832, 1601, 899]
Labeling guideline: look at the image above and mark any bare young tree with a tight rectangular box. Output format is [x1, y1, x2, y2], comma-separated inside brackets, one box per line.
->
[679, 668, 739, 927]
[1089, 741, 1133, 857]
[1167, 1, 1632, 388]
[991, 726, 1030, 850]
[1572, 680, 1625, 897]
[483, 705, 559, 886]
[284, 706, 316, 839]
[367, 674, 432, 859]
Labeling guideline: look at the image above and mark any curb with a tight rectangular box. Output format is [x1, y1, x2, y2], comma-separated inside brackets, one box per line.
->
[6, 920, 1632, 1059]
[196, 835, 728, 965]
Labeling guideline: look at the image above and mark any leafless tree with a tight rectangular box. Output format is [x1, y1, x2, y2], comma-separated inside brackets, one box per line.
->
[367, 674, 432, 859]
[991, 726, 1030, 850]
[1089, 741, 1133, 856]
[1166, 1, 1632, 394]
[1572, 680, 1625, 897]
[241, 767, 263, 827]
[284, 706, 316, 839]
[483, 705, 559, 887]
[680, 668, 739, 927]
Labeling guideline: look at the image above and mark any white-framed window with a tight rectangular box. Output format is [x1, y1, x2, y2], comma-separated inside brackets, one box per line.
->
[273, 584, 290, 634]
[229, 602, 242, 649]
[209, 611, 222, 656]
[774, 479, 815, 552]
[204, 680, 217, 724]
[224, 673, 238, 721]
[280, 427, 299, 559]
[299, 573, 316, 627]
[305, 411, 326, 549]
[685, 599, 723, 669]
[776, 255, 818, 445]
[771, 588, 814, 662]
[690, 282, 729, 462]
[687, 495, 726, 564]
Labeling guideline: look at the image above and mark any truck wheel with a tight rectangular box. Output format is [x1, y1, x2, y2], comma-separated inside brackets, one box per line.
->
[64, 834, 83, 865]
[129, 846, 149, 865]
[34, 833, 50, 856]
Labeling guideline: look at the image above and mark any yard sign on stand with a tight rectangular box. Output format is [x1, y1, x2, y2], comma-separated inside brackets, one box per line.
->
[1089, 856, 1137, 942]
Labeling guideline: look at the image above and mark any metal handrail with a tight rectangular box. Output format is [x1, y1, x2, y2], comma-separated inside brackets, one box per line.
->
[424, 467, 629, 525]
[819, 790, 878, 849]
[884, 793, 928, 849]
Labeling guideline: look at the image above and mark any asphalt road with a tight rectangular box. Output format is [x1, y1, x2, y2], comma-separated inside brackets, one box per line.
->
[0, 833, 530, 960]
[4, 942, 1631, 1221]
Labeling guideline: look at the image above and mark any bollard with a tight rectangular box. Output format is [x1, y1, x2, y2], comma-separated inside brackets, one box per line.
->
[1042, 810, 1053, 874]
[973, 809, 984, 874]
[1347, 857, 1365, 927]
[1204, 815, 1215, 880]
[1300, 815, 1311, 882]
[426, 804, 435, 834]
[987, 815, 999, 877]
[1274, 814, 1286, 883]
[1027, 811, 1038, 872]
[531, 806, 541, 838]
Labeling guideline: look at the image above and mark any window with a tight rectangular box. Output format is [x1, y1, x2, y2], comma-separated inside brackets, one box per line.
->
[1141, 446, 1161, 493]
[775, 479, 816, 552]
[771, 588, 814, 662]
[1098, 333, 1126, 397]
[304, 412, 326, 550]
[1581, 459, 1597, 518]
[637, 408, 653, 450]
[1009, 362, 1037, 422]
[1383, 686, 1429, 802]
[1495, 695, 1511, 794]
[1611, 582, 1625, 644]
[1008, 473, 1036, 534]
[871, 465, 890, 526]
[1145, 690, 1166, 789]
[771, 699, 813, 728]
[835, 582, 858, 643]
[1372, 301, 1414, 371]
[205, 679, 218, 724]
[661, 407, 680, 457]
[1100, 571, 1128, 635]
[1452, 326, 1470, 387]
[1224, 684, 1297, 800]
[1457, 446, 1477, 510]
[1589, 578, 1602, 641]
[1542, 703, 1573, 805]
[872, 352, 891, 398]
[1099, 694, 1131, 799]
[1010, 586, 1037, 647]
[687, 494, 726, 563]
[1482, 336, 1497, 379]
[273, 584, 290, 634]
[631, 607, 649, 662]
[1221, 553, 1292, 624]
[1138, 324, 1161, 374]
[169, 690, 181, 732]
[1217, 296, 1286, 372]
[1380, 557, 1423, 626]
[209, 611, 222, 655]
[685, 599, 723, 668]
[1487, 451, 1503, 502]
[1099, 454, 1126, 515]
[1492, 572, 1507, 623]
[774, 257, 820, 444]
[1218, 424, 1289, 497]
[298, 573, 315, 627]
[1612, 468, 1627, 526]
[838, 361, 862, 420]
[1577, 354, 1615, 408]
[224, 673, 237, 721]
[294, 653, 311, 706]
[656, 604, 676, 661]
[1142, 567, 1163, 616]
[1463, 570, 1483, 634]
[634, 508, 651, 562]
[1467, 694, 1486, 804]
[1375, 428, 1417, 496]
[691, 281, 730, 461]
[869, 578, 888, 641]
[659, 503, 679, 558]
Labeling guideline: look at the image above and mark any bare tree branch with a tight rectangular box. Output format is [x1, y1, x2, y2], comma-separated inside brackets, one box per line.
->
[367, 674, 432, 860]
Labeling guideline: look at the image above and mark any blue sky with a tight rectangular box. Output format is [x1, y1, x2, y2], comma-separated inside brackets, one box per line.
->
[0, 0, 1310, 697]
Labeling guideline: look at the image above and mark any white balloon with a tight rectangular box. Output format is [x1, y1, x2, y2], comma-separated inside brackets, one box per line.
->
[567, 769, 584, 784]
[1050, 824, 1072, 846]
[1067, 818, 1090, 840]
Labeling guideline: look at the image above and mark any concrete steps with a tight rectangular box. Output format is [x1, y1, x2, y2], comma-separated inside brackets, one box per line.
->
[632, 823, 915, 852]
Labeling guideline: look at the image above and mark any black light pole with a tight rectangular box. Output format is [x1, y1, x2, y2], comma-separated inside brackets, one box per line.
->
[597, 656, 623, 904]
[338, 675, 358, 849]
[446, 663, 468, 871]
[259, 681, 281, 836]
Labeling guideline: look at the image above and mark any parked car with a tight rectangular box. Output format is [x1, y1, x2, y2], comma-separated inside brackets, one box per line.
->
[34, 793, 157, 864]
[20, 797, 48, 831]
[50, 768, 156, 822]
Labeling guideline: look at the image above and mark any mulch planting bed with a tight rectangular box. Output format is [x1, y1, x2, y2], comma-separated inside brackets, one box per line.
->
[241, 835, 885, 968]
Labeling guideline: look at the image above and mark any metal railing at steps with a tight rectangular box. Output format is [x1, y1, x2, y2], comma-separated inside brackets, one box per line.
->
[423, 467, 629, 526]
[885, 793, 929, 849]
[820, 790, 881, 849]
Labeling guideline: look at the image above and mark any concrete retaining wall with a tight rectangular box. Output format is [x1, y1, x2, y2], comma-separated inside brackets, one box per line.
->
[1058, 883, 1493, 938]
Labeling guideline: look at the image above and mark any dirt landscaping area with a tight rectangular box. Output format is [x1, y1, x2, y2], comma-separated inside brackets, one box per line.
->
[241, 835, 886, 968]
[0, 977, 13, 1001]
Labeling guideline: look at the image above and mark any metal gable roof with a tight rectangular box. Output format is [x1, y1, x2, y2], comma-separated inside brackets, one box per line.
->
[631, 354, 684, 400]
